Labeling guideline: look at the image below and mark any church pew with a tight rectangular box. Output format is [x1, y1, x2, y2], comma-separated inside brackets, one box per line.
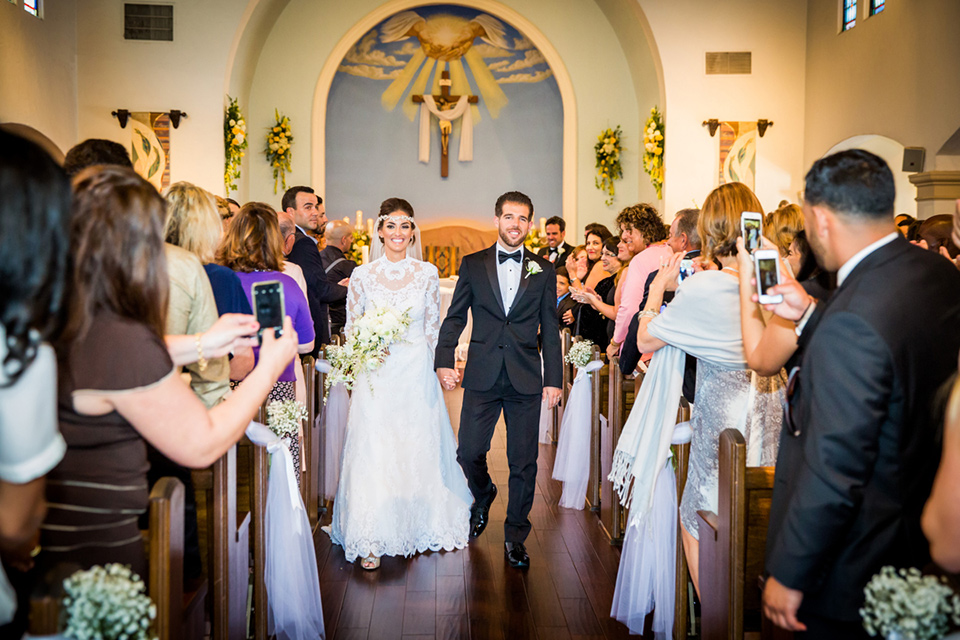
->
[249, 405, 270, 640]
[586, 343, 603, 511]
[553, 328, 573, 443]
[696, 429, 776, 640]
[300, 355, 322, 530]
[209, 446, 249, 640]
[599, 356, 637, 544]
[673, 400, 692, 640]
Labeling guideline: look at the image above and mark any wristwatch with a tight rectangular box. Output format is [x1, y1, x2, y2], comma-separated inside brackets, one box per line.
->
[794, 300, 817, 337]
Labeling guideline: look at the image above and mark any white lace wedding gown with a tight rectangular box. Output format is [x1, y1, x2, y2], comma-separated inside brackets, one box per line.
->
[327, 256, 473, 561]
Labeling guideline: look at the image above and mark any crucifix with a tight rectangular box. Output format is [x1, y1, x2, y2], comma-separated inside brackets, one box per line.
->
[412, 71, 478, 178]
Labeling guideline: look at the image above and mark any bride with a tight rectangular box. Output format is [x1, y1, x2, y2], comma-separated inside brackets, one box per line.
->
[327, 197, 473, 570]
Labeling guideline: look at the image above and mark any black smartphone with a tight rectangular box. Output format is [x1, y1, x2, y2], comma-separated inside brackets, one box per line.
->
[252, 280, 285, 343]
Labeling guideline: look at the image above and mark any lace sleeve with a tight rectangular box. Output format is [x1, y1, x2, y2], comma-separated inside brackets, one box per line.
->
[344, 267, 364, 335]
[425, 266, 441, 352]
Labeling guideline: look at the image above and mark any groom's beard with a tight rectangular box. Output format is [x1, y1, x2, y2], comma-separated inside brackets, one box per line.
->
[498, 227, 526, 249]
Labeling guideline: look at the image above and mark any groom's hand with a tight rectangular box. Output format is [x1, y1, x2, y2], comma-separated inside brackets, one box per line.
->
[437, 367, 460, 391]
[543, 386, 561, 409]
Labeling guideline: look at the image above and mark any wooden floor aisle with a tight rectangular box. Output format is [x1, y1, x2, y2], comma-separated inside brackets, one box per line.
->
[313, 387, 632, 640]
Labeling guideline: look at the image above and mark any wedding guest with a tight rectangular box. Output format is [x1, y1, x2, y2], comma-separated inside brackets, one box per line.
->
[321, 220, 358, 337]
[761, 150, 960, 638]
[62, 139, 132, 177]
[277, 212, 309, 299]
[572, 237, 625, 343]
[895, 213, 915, 236]
[0, 132, 69, 631]
[574, 228, 613, 346]
[282, 186, 347, 353]
[582, 225, 613, 288]
[555, 266, 578, 329]
[537, 216, 573, 265]
[765, 203, 804, 257]
[609, 204, 671, 359]
[922, 374, 960, 572]
[915, 214, 959, 259]
[42, 166, 297, 577]
[215, 195, 240, 227]
[564, 245, 588, 291]
[634, 183, 785, 594]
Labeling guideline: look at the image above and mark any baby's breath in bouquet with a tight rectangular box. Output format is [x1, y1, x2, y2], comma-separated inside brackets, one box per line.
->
[860, 566, 960, 640]
[266, 399, 307, 439]
[325, 306, 412, 397]
[565, 340, 595, 369]
[62, 563, 157, 640]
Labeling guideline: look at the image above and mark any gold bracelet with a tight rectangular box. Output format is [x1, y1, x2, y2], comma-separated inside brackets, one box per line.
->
[195, 334, 208, 371]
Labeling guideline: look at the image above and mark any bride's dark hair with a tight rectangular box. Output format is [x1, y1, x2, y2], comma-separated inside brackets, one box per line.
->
[376, 197, 416, 242]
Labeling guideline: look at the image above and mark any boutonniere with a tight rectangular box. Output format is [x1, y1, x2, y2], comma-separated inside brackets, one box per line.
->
[524, 260, 542, 279]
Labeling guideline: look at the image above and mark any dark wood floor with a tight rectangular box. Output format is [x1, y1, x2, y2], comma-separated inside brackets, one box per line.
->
[313, 388, 632, 640]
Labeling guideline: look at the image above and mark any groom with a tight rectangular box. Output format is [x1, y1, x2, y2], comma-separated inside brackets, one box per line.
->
[436, 191, 563, 569]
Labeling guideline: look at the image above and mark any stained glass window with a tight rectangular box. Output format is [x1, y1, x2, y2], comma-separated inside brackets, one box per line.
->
[23, 0, 39, 17]
[842, 0, 857, 30]
[870, 0, 885, 15]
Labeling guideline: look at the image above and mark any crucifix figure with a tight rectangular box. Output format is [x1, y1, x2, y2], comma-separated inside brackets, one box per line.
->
[412, 71, 478, 178]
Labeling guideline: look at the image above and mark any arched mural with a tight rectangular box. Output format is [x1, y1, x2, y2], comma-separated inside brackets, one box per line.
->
[325, 4, 563, 222]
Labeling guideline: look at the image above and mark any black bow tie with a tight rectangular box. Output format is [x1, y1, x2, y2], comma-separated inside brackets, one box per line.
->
[498, 251, 522, 264]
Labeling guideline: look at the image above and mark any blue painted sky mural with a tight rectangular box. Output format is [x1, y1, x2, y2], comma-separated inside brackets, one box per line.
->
[326, 4, 562, 223]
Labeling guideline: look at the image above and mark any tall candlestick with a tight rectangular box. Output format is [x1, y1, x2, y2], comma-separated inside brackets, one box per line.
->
[360, 245, 370, 264]
[366, 218, 374, 235]
[355, 210, 363, 230]
[342, 216, 349, 224]
[539, 217, 547, 234]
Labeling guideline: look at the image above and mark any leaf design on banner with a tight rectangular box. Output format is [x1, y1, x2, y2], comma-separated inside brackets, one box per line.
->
[138, 131, 151, 155]
[148, 153, 160, 178]
[130, 143, 139, 164]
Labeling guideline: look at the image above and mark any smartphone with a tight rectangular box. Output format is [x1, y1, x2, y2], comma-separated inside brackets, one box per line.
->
[753, 249, 783, 304]
[678, 258, 695, 284]
[741, 211, 763, 253]
[252, 280, 285, 343]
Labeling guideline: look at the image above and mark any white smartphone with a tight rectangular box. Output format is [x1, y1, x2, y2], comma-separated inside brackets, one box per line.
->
[677, 258, 695, 284]
[753, 249, 783, 304]
[741, 211, 763, 254]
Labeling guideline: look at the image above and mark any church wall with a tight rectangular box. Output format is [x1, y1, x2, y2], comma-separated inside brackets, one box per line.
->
[803, 0, 960, 210]
[74, 1, 252, 195]
[246, 0, 656, 237]
[638, 0, 810, 216]
[0, 1, 79, 155]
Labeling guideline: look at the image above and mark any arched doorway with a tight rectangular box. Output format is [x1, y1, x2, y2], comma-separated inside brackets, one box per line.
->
[824, 134, 917, 217]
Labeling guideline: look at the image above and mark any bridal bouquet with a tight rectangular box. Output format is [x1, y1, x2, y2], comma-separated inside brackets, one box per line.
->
[325, 306, 412, 396]
[62, 563, 157, 640]
[860, 566, 960, 640]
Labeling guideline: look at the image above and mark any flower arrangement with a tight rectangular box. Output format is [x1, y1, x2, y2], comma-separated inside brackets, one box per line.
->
[565, 339, 595, 369]
[524, 228, 546, 252]
[643, 106, 665, 199]
[264, 110, 293, 194]
[224, 96, 247, 193]
[266, 399, 307, 439]
[325, 306, 412, 397]
[595, 126, 624, 206]
[346, 227, 372, 264]
[860, 566, 960, 640]
[62, 563, 157, 640]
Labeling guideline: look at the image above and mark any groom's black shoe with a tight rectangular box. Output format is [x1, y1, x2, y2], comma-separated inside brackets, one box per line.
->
[504, 542, 530, 569]
[469, 484, 497, 539]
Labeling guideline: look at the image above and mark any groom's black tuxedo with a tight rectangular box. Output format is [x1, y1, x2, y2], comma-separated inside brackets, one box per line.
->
[436, 245, 562, 544]
[765, 237, 960, 628]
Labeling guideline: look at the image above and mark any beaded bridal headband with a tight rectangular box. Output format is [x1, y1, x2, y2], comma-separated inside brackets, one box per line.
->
[377, 214, 414, 224]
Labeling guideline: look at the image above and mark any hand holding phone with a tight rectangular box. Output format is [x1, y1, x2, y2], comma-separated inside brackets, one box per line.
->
[741, 211, 763, 254]
[678, 258, 695, 285]
[753, 249, 784, 304]
[252, 280, 285, 344]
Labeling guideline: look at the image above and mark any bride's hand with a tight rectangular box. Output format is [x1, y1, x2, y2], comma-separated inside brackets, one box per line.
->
[436, 367, 459, 391]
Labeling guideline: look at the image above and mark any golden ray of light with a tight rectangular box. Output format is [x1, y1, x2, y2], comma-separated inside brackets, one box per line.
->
[430, 60, 446, 95]
[448, 58, 481, 123]
[403, 57, 437, 121]
[381, 49, 426, 111]
[463, 48, 508, 118]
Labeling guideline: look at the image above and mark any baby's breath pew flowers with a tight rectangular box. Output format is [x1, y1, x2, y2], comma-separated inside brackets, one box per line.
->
[860, 566, 960, 640]
[266, 399, 307, 439]
[62, 563, 157, 640]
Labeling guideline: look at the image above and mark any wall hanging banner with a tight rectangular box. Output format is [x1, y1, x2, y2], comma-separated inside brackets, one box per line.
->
[130, 112, 170, 191]
[719, 121, 757, 189]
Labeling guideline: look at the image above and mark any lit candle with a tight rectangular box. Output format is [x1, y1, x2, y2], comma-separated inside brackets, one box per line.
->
[360, 245, 370, 264]
[366, 218, 374, 235]
[539, 217, 547, 234]
[342, 216, 349, 224]
[356, 209, 363, 230]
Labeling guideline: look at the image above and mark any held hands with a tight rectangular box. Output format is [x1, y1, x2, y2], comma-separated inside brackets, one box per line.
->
[437, 367, 460, 391]
[543, 386, 561, 409]
[762, 576, 807, 632]
[257, 316, 298, 378]
[201, 313, 260, 358]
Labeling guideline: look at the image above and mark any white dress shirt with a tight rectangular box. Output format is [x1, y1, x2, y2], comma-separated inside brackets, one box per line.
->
[836, 232, 898, 286]
[496, 242, 523, 315]
[296, 224, 318, 245]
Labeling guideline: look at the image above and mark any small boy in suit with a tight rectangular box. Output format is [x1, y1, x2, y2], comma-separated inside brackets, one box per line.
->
[555, 266, 579, 329]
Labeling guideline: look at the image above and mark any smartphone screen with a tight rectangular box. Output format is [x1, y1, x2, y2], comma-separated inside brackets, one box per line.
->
[253, 281, 284, 342]
[742, 215, 762, 253]
[678, 258, 695, 284]
[754, 253, 783, 303]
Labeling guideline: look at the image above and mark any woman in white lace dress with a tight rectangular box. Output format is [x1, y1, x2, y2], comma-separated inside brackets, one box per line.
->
[327, 198, 472, 570]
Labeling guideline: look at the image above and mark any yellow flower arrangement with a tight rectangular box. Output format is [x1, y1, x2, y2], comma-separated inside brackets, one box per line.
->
[223, 96, 247, 193]
[524, 228, 547, 251]
[264, 110, 294, 194]
[643, 106, 665, 199]
[346, 227, 372, 264]
[595, 126, 623, 206]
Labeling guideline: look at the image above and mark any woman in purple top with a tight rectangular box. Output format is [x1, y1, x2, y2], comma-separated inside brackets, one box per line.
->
[217, 203, 315, 402]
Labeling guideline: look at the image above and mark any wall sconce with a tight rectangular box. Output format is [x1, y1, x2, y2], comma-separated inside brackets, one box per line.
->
[169, 110, 187, 129]
[111, 109, 130, 128]
[703, 119, 720, 137]
[757, 119, 774, 137]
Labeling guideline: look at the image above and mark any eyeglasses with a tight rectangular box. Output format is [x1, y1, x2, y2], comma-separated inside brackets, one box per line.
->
[786, 365, 801, 436]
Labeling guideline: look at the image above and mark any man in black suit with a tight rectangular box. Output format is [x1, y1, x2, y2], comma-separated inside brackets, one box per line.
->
[436, 191, 563, 569]
[537, 215, 573, 266]
[282, 186, 348, 354]
[320, 220, 358, 338]
[760, 150, 960, 638]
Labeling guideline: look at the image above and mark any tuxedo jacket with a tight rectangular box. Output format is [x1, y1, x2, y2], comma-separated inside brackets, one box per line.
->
[538, 242, 573, 267]
[436, 245, 563, 395]
[286, 229, 347, 350]
[765, 237, 960, 621]
[319, 245, 357, 329]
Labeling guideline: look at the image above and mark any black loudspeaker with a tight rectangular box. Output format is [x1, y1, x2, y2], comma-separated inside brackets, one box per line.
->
[903, 147, 925, 172]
